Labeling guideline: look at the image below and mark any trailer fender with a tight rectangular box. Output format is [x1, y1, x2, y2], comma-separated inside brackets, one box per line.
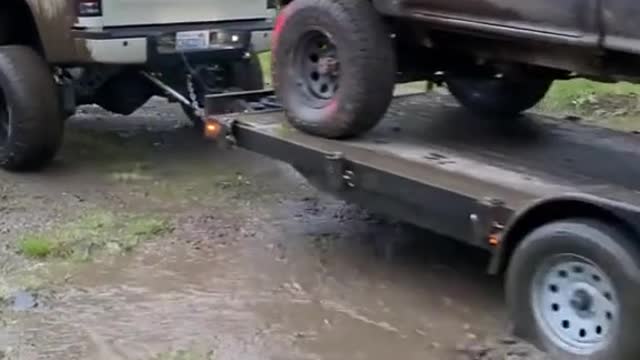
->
[489, 193, 640, 275]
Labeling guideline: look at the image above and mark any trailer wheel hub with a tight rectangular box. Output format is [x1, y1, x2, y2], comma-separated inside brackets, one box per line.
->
[295, 31, 340, 104]
[570, 288, 593, 313]
[532, 255, 617, 352]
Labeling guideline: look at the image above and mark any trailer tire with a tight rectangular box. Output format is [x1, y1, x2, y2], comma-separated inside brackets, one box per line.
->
[272, 0, 396, 139]
[506, 219, 640, 360]
[182, 52, 264, 130]
[0, 45, 63, 172]
[446, 75, 551, 118]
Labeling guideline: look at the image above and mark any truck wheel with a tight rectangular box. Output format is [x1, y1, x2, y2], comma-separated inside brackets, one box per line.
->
[445, 75, 552, 118]
[272, 0, 396, 139]
[506, 219, 640, 360]
[182, 52, 264, 129]
[0, 11, 11, 44]
[0, 46, 63, 172]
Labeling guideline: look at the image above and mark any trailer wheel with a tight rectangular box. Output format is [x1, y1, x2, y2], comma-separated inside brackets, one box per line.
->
[445, 75, 552, 118]
[506, 219, 640, 360]
[0, 46, 63, 172]
[182, 52, 264, 130]
[272, 0, 396, 139]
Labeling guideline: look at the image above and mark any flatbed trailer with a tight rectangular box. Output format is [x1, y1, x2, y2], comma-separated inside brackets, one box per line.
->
[204, 90, 640, 359]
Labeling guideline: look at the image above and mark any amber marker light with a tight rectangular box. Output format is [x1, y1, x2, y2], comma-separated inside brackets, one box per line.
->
[203, 117, 223, 139]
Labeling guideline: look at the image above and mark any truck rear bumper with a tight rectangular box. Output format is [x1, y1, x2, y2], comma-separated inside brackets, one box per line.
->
[74, 19, 272, 65]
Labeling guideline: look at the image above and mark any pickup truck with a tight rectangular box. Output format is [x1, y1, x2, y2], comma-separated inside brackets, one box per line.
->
[0, 0, 274, 171]
[271, 0, 640, 139]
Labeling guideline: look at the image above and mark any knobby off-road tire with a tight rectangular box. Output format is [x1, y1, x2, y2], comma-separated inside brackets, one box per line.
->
[0, 45, 63, 172]
[0, 11, 12, 45]
[446, 75, 552, 118]
[182, 52, 264, 130]
[272, 0, 396, 139]
[506, 219, 640, 360]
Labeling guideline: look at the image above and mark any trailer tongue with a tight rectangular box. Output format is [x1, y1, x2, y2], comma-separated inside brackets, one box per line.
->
[204, 90, 640, 359]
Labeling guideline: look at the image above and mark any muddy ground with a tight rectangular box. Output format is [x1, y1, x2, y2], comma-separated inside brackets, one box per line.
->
[0, 96, 549, 360]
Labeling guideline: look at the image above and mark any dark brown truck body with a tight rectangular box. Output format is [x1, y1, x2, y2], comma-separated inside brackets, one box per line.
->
[376, 0, 638, 51]
[369, 0, 640, 78]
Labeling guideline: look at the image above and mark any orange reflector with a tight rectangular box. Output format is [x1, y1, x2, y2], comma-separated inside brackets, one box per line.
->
[488, 233, 500, 247]
[203, 117, 222, 139]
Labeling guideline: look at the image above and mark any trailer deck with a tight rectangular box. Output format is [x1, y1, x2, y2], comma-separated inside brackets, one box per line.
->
[204, 90, 640, 358]
[206, 92, 640, 254]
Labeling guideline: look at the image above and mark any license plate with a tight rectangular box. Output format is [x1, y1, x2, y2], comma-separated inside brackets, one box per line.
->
[175, 30, 210, 51]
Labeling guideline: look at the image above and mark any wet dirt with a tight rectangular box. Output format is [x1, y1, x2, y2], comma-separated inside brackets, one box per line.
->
[0, 98, 548, 360]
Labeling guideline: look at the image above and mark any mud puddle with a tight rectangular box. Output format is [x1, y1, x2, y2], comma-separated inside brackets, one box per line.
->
[1, 99, 547, 360]
[2, 214, 511, 360]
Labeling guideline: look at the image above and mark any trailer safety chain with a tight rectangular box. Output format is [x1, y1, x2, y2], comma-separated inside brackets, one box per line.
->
[186, 73, 204, 119]
[223, 118, 238, 148]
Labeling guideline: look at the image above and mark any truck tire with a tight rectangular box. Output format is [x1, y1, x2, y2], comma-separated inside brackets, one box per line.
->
[0, 11, 11, 45]
[445, 75, 552, 118]
[272, 0, 396, 139]
[506, 219, 640, 360]
[182, 52, 264, 129]
[0, 46, 63, 172]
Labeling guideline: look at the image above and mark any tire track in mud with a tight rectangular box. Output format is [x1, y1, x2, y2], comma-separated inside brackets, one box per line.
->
[1, 98, 549, 360]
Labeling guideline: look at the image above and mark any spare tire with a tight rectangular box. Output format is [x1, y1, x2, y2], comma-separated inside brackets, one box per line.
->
[272, 0, 396, 139]
[0, 45, 63, 172]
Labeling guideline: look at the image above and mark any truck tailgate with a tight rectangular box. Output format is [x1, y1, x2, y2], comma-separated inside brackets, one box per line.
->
[101, 0, 270, 27]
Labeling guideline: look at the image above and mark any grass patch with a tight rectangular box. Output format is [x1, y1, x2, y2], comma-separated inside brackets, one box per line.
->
[541, 79, 640, 111]
[18, 237, 55, 259]
[258, 51, 272, 86]
[17, 211, 171, 261]
[147, 170, 259, 204]
[151, 349, 215, 360]
[110, 162, 154, 182]
[538, 79, 640, 131]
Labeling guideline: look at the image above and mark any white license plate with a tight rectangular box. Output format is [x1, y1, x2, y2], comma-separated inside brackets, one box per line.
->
[175, 30, 210, 51]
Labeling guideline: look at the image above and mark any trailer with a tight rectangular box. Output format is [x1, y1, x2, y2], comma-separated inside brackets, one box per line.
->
[203, 90, 640, 359]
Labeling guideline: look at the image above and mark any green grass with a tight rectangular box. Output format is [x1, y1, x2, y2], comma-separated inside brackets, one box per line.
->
[151, 349, 215, 360]
[541, 79, 640, 112]
[110, 162, 154, 183]
[17, 211, 171, 261]
[258, 51, 272, 86]
[539, 79, 640, 131]
[18, 236, 56, 258]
